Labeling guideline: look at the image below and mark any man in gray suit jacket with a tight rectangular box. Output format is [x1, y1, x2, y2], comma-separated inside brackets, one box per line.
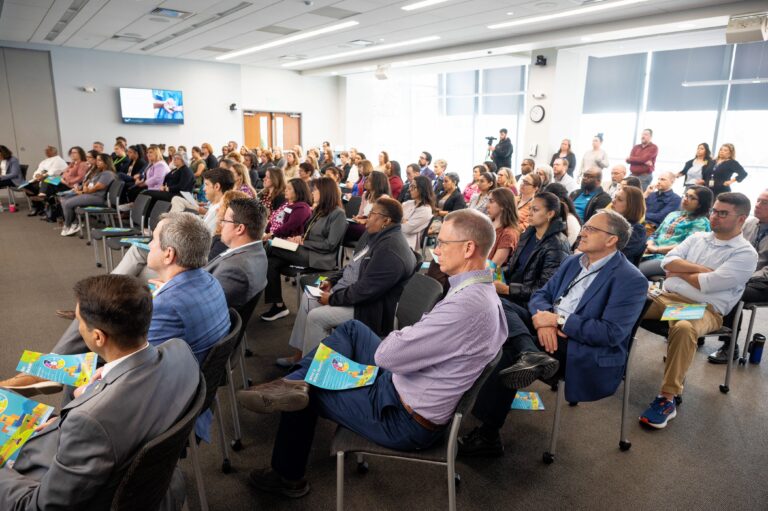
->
[0, 274, 200, 510]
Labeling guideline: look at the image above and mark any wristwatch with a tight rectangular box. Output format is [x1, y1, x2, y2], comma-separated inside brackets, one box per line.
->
[557, 314, 566, 327]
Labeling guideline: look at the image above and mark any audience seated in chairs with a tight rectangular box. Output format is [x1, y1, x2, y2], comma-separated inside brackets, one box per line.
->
[487, 187, 521, 269]
[516, 173, 542, 231]
[279, 197, 417, 367]
[0, 274, 199, 510]
[397, 163, 418, 203]
[141, 152, 195, 203]
[261, 176, 347, 321]
[643, 171, 682, 230]
[209, 190, 250, 261]
[345, 170, 391, 244]
[263, 178, 313, 242]
[385, 160, 403, 199]
[462, 165, 483, 203]
[236, 209, 507, 498]
[611, 185, 648, 265]
[128, 146, 169, 202]
[232, 162, 258, 198]
[569, 167, 612, 223]
[639, 193, 757, 429]
[257, 166, 286, 217]
[638, 185, 713, 279]
[493, 192, 571, 308]
[708, 188, 768, 363]
[37, 146, 89, 208]
[543, 182, 581, 246]
[170, 167, 235, 234]
[59, 153, 117, 237]
[459, 209, 647, 457]
[434, 172, 466, 218]
[467, 172, 496, 215]
[400, 175, 435, 252]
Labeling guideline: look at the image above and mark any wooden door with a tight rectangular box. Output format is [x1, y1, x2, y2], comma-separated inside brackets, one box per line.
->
[273, 113, 301, 149]
[243, 111, 272, 149]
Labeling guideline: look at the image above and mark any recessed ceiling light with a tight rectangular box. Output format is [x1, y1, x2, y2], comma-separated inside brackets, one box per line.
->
[282, 35, 440, 68]
[488, 0, 650, 29]
[402, 0, 451, 11]
[581, 36, 593, 41]
[506, 12, 514, 15]
[217, 20, 359, 60]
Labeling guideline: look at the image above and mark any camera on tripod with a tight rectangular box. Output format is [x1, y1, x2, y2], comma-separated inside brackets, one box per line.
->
[485, 136, 497, 146]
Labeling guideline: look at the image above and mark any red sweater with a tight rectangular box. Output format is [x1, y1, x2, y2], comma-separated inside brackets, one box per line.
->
[626, 142, 658, 176]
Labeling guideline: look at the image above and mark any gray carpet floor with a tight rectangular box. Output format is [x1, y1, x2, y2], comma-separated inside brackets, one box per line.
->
[1, 206, 767, 511]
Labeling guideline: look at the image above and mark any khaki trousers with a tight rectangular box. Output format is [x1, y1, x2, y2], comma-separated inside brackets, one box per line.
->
[644, 292, 723, 395]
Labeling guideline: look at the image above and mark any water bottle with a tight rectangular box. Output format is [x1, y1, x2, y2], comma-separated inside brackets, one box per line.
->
[8, 204, 16, 213]
[748, 333, 765, 365]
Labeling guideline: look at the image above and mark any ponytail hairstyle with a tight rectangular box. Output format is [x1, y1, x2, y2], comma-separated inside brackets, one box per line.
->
[535, 191, 567, 224]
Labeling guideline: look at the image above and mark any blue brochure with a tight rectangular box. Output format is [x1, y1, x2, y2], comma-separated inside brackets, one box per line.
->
[16, 351, 98, 387]
[0, 389, 55, 467]
[120, 237, 150, 251]
[305, 343, 378, 390]
[511, 391, 545, 410]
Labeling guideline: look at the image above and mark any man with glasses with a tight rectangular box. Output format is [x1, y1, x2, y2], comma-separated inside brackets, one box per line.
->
[460, 209, 647, 457]
[569, 167, 611, 223]
[418, 151, 435, 181]
[603, 164, 627, 199]
[640, 193, 757, 428]
[708, 189, 768, 363]
[237, 209, 506, 498]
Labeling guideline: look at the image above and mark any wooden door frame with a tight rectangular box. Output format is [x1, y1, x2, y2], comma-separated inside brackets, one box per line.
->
[242, 110, 302, 147]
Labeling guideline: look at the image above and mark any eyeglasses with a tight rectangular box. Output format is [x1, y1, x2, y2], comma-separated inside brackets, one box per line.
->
[709, 208, 732, 218]
[369, 211, 390, 219]
[220, 219, 241, 226]
[435, 239, 470, 248]
[580, 224, 618, 236]
[683, 194, 699, 201]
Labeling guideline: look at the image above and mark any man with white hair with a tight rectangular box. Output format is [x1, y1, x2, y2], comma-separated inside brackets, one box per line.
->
[604, 164, 627, 199]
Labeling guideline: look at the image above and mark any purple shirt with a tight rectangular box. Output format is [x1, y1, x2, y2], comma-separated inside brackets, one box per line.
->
[374, 269, 507, 424]
[145, 160, 170, 190]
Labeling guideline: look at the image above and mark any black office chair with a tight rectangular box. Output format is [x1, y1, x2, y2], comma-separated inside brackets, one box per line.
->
[332, 350, 502, 511]
[76, 178, 125, 243]
[89, 193, 152, 269]
[344, 195, 362, 218]
[103, 200, 171, 271]
[111, 372, 206, 511]
[394, 273, 443, 329]
[7, 164, 29, 209]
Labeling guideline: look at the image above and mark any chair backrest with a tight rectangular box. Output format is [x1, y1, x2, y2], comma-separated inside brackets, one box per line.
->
[200, 309, 242, 411]
[419, 216, 438, 254]
[344, 195, 362, 218]
[19, 164, 28, 179]
[110, 372, 206, 511]
[147, 200, 172, 233]
[627, 299, 654, 354]
[236, 291, 263, 331]
[395, 273, 443, 329]
[106, 178, 125, 208]
[453, 350, 503, 417]
[130, 193, 153, 229]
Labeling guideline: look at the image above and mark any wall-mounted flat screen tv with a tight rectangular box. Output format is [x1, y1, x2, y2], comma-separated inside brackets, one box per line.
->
[119, 87, 184, 124]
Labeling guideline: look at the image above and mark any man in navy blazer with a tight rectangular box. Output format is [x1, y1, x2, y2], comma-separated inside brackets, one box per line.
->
[460, 209, 647, 457]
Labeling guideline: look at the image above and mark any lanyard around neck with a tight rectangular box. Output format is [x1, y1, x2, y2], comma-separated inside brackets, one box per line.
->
[447, 273, 493, 297]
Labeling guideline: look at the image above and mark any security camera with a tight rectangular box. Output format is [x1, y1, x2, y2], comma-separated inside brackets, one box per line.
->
[229, 103, 238, 111]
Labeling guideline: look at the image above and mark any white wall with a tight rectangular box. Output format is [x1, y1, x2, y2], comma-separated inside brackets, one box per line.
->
[239, 67, 341, 149]
[49, 46, 242, 152]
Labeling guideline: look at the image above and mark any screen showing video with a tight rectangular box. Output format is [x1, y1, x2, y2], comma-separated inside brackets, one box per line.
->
[119, 87, 184, 124]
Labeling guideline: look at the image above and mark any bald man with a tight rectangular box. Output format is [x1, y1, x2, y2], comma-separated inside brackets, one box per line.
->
[644, 171, 681, 228]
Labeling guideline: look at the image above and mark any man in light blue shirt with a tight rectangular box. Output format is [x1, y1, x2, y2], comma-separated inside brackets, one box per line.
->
[640, 193, 757, 429]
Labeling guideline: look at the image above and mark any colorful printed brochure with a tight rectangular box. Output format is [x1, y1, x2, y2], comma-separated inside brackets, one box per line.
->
[16, 351, 98, 388]
[43, 176, 61, 186]
[511, 391, 545, 411]
[314, 276, 328, 286]
[0, 389, 55, 468]
[120, 237, 151, 251]
[305, 343, 378, 390]
[661, 303, 707, 321]
[101, 227, 132, 233]
[486, 260, 506, 284]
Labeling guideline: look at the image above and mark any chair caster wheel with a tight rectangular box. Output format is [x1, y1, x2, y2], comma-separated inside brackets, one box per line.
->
[244, 348, 254, 357]
[231, 439, 243, 451]
[222, 459, 232, 473]
[568, 402, 578, 407]
[284, 276, 290, 282]
[738, 358, 746, 366]
[86, 241, 91, 246]
[247, 378, 253, 387]
[697, 337, 705, 347]
[719, 384, 729, 394]
[674, 395, 683, 406]
[619, 440, 632, 451]
[96, 263, 102, 268]
[543, 452, 555, 464]
[454, 474, 461, 487]
[356, 461, 369, 474]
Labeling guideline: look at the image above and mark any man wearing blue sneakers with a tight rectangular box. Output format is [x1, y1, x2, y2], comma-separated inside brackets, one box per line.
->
[640, 193, 757, 429]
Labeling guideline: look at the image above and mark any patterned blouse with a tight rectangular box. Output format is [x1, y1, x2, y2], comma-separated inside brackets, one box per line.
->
[468, 191, 491, 215]
[645, 210, 711, 260]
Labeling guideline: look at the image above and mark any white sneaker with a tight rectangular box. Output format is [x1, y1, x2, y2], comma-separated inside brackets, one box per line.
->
[62, 225, 78, 236]
[60, 225, 71, 236]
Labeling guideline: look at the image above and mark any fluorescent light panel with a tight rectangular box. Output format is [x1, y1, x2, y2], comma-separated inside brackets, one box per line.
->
[283, 36, 440, 68]
[402, 0, 451, 11]
[489, 0, 650, 29]
[682, 78, 768, 87]
[217, 20, 359, 60]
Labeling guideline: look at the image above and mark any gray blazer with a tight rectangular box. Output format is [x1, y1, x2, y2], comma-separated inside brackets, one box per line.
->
[302, 207, 347, 270]
[743, 217, 768, 282]
[0, 339, 200, 511]
[204, 241, 268, 310]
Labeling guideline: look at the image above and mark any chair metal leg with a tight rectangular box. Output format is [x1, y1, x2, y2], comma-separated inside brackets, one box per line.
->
[213, 396, 232, 473]
[543, 380, 564, 464]
[722, 302, 743, 394]
[226, 359, 243, 450]
[83, 213, 90, 241]
[740, 306, 758, 365]
[93, 236, 102, 268]
[106, 243, 115, 272]
[188, 431, 209, 511]
[447, 437, 457, 511]
[620, 341, 635, 451]
[242, 331, 253, 357]
[102, 237, 111, 274]
[336, 451, 345, 511]
[238, 349, 249, 388]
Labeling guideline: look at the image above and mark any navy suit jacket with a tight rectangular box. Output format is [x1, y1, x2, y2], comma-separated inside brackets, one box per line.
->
[529, 252, 647, 402]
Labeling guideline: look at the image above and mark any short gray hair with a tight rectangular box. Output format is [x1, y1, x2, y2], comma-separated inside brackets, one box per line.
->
[158, 212, 211, 269]
[535, 164, 554, 184]
[444, 209, 496, 259]
[594, 209, 631, 249]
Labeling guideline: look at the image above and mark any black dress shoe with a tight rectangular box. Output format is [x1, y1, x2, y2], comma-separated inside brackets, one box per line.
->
[458, 427, 504, 458]
[498, 352, 560, 390]
[707, 344, 739, 364]
[248, 468, 310, 498]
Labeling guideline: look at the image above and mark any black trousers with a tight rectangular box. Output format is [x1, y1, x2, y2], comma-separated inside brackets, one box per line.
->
[264, 245, 312, 304]
[471, 298, 568, 430]
[720, 280, 768, 344]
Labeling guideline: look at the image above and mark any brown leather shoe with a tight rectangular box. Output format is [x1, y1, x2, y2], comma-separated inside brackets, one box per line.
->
[56, 310, 76, 320]
[0, 374, 64, 397]
[237, 379, 309, 414]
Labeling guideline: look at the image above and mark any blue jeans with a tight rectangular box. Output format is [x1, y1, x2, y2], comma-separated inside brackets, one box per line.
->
[272, 320, 445, 480]
[636, 172, 653, 191]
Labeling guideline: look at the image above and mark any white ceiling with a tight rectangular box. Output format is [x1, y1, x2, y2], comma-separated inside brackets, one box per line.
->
[0, 0, 763, 71]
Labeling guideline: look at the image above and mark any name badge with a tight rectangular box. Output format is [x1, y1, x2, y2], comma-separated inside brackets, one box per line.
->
[284, 207, 293, 214]
[709, 180, 715, 187]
